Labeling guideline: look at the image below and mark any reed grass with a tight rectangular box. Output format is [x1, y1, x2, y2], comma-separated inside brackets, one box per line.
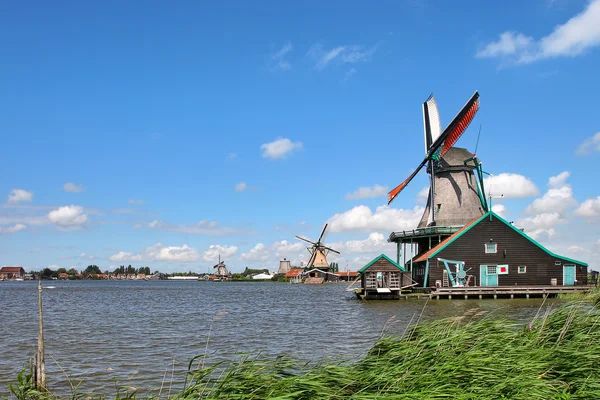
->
[5, 292, 600, 400]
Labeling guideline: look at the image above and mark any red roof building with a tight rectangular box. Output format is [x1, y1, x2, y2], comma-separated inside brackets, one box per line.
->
[0, 266, 25, 280]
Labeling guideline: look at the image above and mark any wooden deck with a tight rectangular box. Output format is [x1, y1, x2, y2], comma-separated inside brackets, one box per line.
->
[430, 285, 594, 299]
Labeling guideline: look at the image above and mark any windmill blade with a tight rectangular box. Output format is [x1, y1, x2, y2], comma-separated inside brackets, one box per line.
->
[320, 245, 340, 254]
[388, 158, 428, 205]
[432, 91, 480, 158]
[295, 235, 316, 245]
[317, 223, 328, 243]
[423, 94, 442, 155]
[306, 250, 317, 268]
[388, 91, 480, 205]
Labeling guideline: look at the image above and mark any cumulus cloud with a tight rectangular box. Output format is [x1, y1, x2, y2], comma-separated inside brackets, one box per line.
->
[63, 182, 84, 193]
[345, 185, 388, 200]
[146, 243, 200, 262]
[7, 189, 33, 204]
[0, 223, 27, 235]
[202, 244, 238, 262]
[109, 251, 143, 262]
[48, 205, 88, 229]
[476, 0, 600, 64]
[491, 204, 507, 218]
[240, 243, 270, 262]
[517, 212, 566, 240]
[576, 132, 600, 155]
[327, 205, 424, 233]
[574, 196, 600, 217]
[331, 232, 394, 254]
[260, 138, 303, 159]
[235, 182, 247, 192]
[525, 171, 577, 214]
[484, 173, 539, 198]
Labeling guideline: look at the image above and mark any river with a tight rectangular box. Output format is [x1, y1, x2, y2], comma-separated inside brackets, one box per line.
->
[0, 280, 558, 396]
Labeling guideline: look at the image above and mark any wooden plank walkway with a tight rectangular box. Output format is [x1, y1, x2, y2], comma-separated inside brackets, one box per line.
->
[430, 285, 594, 300]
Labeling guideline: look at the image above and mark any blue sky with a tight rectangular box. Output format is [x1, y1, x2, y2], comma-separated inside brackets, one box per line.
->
[1, 0, 599, 273]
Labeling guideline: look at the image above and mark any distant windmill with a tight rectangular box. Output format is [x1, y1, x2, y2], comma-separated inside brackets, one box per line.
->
[388, 91, 488, 228]
[295, 223, 340, 272]
[213, 255, 228, 276]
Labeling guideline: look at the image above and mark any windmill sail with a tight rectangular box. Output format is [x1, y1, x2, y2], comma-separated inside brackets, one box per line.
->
[423, 94, 442, 154]
[388, 91, 480, 205]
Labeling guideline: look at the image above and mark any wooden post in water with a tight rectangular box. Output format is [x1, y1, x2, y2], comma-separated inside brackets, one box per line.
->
[36, 280, 46, 390]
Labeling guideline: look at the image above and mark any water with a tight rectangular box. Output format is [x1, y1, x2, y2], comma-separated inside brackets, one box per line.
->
[0, 280, 557, 395]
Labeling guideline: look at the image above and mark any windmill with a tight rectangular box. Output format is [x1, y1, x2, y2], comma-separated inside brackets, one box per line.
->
[295, 223, 340, 272]
[213, 255, 228, 276]
[388, 91, 488, 228]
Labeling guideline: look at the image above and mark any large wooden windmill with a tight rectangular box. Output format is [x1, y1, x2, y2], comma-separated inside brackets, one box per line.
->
[295, 223, 340, 272]
[388, 91, 488, 228]
[213, 255, 228, 276]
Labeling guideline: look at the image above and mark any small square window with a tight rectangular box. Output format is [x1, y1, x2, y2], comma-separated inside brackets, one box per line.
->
[487, 265, 497, 275]
[518, 265, 527, 274]
[485, 243, 497, 253]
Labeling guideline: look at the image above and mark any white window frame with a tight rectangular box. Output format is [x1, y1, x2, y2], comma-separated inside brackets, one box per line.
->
[518, 265, 527, 274]
[485, 242, 497, 254]
[487, 265, 497, 275]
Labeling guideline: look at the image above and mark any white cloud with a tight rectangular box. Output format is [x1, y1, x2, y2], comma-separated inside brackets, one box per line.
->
[327, 205, 424, 233]
[517, 212, 566, 240]
[202, 244, 238, 262]
[240, 243, 270, 262]
[271, 42, 293, 71]
[477, 0, 600, 64]
[483, 173, 539, 198]
[491, 204, 507, 218]
[345, 185, 389, 200]
[7, 189, 33, 204]
[526, 171, 577, 214]
[146, 243, 200, 262]
[331, 232, 394, 254]
[574, 196, 600, 217]
[128, 199, 146, 205]
[308, 43, 377, 70]
[48, 205, 88, 229]
[48, 264, 60, 270]
[108, 251, 143, 262]
[416, 187, 429, 205]
[576, 132, 600, 154]
[235, 182, 247, 192]
[63, 182, 84, 193]
[146, 219, 247, 236]
[260, 138, 303, 159]
[0, 223, 27, 235]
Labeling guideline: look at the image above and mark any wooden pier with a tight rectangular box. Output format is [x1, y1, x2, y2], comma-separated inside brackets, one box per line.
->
[429, 285, 594, 300]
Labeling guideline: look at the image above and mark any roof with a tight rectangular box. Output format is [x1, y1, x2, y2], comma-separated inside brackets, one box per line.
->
[334, 271, 359, 277]
[285, 268, 303, 278]
[413, 214, 484, 263]
[412, 211, 589, 267]
[359, 254, 406, 273]
[0, 266, 24, 273]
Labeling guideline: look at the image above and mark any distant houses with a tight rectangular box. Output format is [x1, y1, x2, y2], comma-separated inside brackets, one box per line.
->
[0, 266, 25, 280]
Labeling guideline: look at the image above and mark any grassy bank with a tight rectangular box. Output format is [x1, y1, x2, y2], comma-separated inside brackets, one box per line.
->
[6, 290, 600, 399]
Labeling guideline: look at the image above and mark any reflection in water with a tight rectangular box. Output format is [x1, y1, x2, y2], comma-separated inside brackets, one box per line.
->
[0, 281, 560, 395]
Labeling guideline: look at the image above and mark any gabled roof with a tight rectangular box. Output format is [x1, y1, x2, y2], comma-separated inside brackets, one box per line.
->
[0, 266, 25, 273]
[412, 211, 588, 267]
[285, 268, 303, 278]
[359, 254, 405, 273]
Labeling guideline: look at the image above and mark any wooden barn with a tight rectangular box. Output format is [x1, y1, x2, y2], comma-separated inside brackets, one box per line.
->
[410, 211, 588, 288]
[355, 254, 414, 300]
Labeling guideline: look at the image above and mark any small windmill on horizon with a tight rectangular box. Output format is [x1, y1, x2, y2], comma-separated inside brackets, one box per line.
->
[295, 223, 340, 273]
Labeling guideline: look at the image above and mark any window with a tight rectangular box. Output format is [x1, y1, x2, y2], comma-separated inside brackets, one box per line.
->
[487, 265, 497, 275]
[518, 265, 527, 274]
[485, 242, 497, 253]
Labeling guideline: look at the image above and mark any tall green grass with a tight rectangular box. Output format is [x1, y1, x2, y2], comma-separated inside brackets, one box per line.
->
[6, 293, 600, 399]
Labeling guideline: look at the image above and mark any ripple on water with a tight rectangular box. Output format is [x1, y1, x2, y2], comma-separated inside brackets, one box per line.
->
[0, 280, 558, 395]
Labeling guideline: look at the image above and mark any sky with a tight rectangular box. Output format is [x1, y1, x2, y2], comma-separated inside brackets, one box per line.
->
[1, 0, 599, 274]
